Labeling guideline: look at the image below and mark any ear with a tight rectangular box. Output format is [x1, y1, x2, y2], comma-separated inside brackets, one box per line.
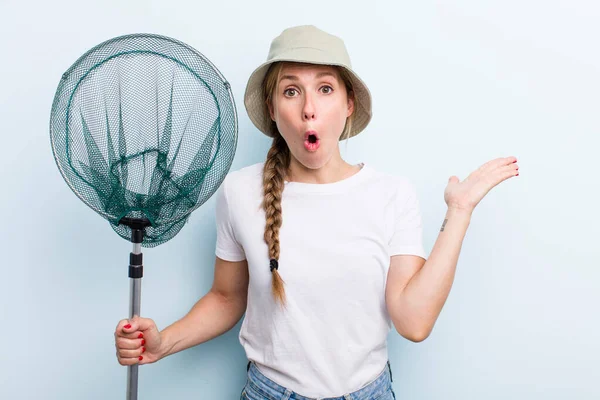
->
[346, 93, 355, 118]
[267, 100, 276, 121]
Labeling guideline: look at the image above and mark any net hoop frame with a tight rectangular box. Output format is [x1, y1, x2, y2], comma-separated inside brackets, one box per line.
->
[49, 33, 238, 227]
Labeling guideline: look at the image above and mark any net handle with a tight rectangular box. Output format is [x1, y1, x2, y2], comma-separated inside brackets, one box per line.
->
[123, 219, 149, 400]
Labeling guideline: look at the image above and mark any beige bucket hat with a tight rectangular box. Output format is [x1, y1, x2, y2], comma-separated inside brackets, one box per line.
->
[243, 25, 372, 140]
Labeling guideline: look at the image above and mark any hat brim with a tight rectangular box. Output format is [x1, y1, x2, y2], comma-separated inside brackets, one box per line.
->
[244, 50, 372, 140]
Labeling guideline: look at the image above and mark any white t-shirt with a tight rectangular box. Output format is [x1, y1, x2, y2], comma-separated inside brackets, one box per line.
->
[215, 162, 427, 398]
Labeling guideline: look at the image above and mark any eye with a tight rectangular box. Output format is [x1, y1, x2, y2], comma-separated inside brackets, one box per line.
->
[320, 85, 333, 94]
[284, 88, 298, 97]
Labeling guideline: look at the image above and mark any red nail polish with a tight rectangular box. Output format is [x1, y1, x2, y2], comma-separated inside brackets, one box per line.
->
[124, 324, 131, 329]
[142, 347, 146, 353]
[139, 356, 143, 361]
[516, 173, 519, 176]
[512, 159, 517, 163]
[141, 339, 145, 346]
[138, 333, 144, 339]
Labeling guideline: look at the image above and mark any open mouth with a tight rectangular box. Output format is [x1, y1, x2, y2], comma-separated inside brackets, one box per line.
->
[304, 131, 320, 151]
[304, 131, 321, 151]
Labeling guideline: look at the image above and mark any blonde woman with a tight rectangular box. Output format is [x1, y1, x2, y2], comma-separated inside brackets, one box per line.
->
[114, 25, 519, 400]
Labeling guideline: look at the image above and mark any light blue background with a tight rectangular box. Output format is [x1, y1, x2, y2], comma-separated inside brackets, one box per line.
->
[1, 0, 597, 399]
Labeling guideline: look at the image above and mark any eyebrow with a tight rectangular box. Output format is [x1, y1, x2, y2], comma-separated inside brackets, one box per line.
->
[279, 71, 337, 82]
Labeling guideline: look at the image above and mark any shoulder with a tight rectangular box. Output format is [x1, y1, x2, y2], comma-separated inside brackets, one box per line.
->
[225, 162, 264, 190]
[364, 164, 417, 195]
[222, 162, 264, 194]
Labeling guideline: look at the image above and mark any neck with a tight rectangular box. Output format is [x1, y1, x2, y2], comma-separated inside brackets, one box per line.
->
[286, 151, 360, 184]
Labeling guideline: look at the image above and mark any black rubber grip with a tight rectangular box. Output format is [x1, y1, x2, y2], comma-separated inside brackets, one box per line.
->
[130, 253, 143, 266]
[129, 265, 143, 279]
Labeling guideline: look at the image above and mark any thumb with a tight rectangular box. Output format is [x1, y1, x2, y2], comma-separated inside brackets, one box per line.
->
[123, 316, 156, 333]
[448, 176, 460, 184]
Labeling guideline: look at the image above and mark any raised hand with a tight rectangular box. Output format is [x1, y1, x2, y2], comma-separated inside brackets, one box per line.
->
[444, 156, 519, 213]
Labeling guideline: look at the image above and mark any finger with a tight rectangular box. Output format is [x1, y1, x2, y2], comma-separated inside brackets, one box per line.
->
[493, 164, 520, 183]
[117, 355, 145, 366]
[497, 163, 519, 174]
[466, 157, 511, 182]
[448, 176, 460, 184]
[481, 156, 518, 174]
[123, 316, 155, 334]
[475, 157, 502, 173]
[117, 319, 145, 338]
[116, 319, 130, 332]
[118, 346, 146, 359]
[115, 329, 145, 340]
[116, 337, 145, 350]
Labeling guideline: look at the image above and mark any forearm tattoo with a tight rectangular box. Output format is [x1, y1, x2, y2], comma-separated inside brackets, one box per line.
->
[440, 218, 448, 232]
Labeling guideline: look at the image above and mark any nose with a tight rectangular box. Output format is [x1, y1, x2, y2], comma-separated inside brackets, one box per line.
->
[302, 92, 316, 121]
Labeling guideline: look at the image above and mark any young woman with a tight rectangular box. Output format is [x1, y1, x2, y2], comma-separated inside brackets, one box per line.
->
[114, 25, 519, 400]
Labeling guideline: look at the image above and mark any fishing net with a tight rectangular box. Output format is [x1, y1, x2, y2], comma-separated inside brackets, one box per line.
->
[49, 33, 238, 400]
[50, 33, 238, 247]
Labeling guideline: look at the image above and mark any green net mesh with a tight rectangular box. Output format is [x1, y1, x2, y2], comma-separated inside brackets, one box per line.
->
[50, 34, 238, 247]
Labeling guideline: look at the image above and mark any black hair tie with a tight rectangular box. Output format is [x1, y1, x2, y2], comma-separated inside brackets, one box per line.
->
[269, 259, 279, 272]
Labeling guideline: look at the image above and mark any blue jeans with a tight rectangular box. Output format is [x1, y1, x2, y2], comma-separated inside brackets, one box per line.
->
[240, 360, 397, 400]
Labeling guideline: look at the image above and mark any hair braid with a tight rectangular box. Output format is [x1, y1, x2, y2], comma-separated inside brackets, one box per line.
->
[262, 134, 290, 307]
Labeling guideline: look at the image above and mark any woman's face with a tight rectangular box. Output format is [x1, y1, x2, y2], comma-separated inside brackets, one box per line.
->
[269, 63, 354, 170]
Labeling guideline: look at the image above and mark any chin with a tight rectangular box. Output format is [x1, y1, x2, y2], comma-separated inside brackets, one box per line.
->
[297, 154, 331, 170]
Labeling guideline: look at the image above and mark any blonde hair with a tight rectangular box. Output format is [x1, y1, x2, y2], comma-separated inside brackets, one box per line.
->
[261, 62, 355, 307]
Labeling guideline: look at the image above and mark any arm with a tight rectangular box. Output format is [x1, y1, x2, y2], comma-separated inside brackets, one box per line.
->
[386, 207, 471, 342]
[386, 156, 518, 342]
[158, 256, 249, 359]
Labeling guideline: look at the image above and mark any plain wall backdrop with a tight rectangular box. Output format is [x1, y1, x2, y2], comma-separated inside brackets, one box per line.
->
[1, 0, 597, 399]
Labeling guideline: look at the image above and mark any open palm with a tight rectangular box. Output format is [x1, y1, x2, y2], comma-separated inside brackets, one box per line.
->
[444, 156, 519, 213]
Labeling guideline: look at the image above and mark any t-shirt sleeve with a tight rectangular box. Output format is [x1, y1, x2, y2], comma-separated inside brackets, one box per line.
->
[214, 178, 246, 262]
[389, 179, 428, 260]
